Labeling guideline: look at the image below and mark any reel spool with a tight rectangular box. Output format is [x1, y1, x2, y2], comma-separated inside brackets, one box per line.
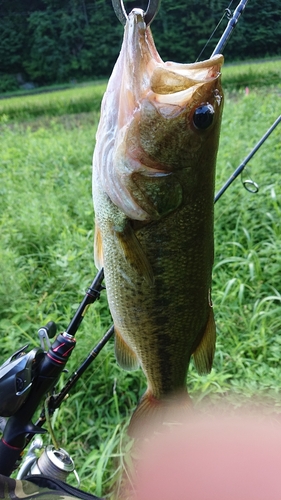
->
[30, 445, 79, 484]
[17, 440, 79, 486]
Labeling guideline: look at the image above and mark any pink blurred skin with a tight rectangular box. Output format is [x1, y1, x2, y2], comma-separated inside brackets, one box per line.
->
[133, 412, 281, 500]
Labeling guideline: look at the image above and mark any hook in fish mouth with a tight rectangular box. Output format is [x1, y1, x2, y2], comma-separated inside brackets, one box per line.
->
[111, 0, 161, 26]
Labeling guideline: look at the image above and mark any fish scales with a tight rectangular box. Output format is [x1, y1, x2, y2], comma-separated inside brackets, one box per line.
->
[92, 9, 224, 434]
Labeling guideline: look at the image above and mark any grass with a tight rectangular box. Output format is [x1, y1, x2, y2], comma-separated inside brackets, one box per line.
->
[0, 59, 281, 497]
[222, 59, 281, 89]
[0, 79, 108, 100]
[0, 84, 105, 122]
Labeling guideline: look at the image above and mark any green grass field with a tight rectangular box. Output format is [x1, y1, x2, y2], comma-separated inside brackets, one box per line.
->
[0, 59, 281, 497]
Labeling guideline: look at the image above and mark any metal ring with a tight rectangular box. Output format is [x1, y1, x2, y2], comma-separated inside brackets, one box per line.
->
[242, 179, 259, 194]
[111, 0, 161, 26]
[144, 0, 161, 25]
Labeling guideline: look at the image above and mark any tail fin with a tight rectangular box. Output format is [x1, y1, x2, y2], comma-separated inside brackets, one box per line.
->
[128, 390, 192, 438]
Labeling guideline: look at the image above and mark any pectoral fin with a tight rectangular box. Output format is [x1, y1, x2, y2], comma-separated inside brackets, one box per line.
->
[114, 326, 139, 371]
[192, 307, 216, 375]
[94, 222, 104, 269]
[115, 222, 154, 285]
[132, 172, 182, 220]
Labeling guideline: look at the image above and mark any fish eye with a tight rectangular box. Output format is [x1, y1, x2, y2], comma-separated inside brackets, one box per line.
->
[193, 104, 214, 130]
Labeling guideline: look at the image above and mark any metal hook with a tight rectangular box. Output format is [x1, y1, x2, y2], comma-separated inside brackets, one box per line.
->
[111, 0, 161, 26]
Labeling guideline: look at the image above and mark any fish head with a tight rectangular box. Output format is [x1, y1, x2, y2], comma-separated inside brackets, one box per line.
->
[93, 9, 224, 221]
[140, 56, 224, 172]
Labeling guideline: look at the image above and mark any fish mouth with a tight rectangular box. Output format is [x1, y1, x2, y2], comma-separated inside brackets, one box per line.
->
[150, 55, 224, 105]
[125, 9, 223, 107]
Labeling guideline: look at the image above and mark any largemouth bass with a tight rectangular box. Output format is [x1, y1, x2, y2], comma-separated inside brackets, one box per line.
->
[93, 9, 224, 434]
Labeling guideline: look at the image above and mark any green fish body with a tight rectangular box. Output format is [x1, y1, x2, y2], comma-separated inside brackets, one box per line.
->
[93, 9, 224, 434]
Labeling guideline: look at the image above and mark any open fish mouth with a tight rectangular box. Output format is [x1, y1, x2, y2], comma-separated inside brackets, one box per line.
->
[150, 56, 223, 105]
[123, 8, 224, 107]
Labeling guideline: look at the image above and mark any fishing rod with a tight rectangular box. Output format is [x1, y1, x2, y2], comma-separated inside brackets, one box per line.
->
[215, 115, 281, 203]
[211, 0, 249, 57]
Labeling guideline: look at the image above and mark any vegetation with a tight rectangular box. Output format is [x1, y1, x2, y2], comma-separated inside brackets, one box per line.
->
[0, 0, 281, 92]
[222, 59, 281, 90]
[0, 84, 106, 121]
[0, 60, 280, 497]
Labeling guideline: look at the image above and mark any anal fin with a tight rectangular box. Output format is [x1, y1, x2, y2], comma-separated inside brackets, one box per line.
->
[114, 326, 139, 371]
[192, 307, 216, 375]
[94, 222, 104, 269]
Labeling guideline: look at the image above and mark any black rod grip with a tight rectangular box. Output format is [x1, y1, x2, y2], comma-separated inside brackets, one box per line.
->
[0, 439, 24, 476]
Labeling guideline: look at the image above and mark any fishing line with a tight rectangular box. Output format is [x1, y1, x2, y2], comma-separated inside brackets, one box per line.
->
[195, 0, 234, 62]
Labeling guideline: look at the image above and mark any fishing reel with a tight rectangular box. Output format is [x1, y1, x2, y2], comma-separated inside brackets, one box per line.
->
[0, 321, 58, 418]
[0, 322, 79, 484]
[0, 345, 44, 417]
[16, 437, 79, 485]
